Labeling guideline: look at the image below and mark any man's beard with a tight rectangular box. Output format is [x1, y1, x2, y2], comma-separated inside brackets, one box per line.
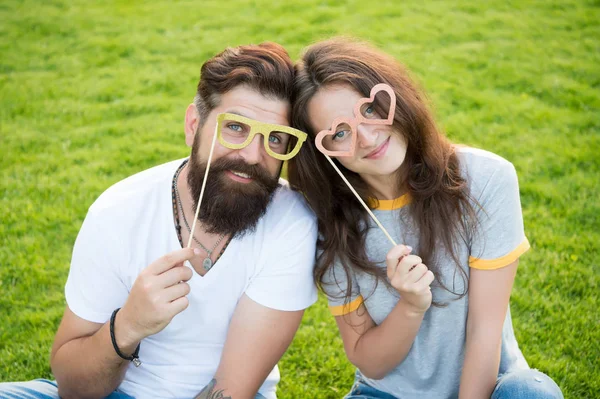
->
[186, 140, 280, 237]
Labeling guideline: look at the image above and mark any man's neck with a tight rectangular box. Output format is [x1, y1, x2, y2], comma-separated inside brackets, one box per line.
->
[176, 163, 195, 227]
[177, 163, 214, 237]
[175, 162, 231, 274]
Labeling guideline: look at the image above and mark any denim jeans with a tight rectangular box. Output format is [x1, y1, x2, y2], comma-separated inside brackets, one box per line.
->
[0, 379, 268, 399]
[345, 369, 563, 399]
[0, 379, 134, 398]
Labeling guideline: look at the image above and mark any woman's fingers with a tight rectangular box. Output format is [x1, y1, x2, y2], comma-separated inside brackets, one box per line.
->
[405, 263, 428, 284]
[414, 270, 435, 291]
[386, 244, 412, 279]
[397, 255, 423, 276]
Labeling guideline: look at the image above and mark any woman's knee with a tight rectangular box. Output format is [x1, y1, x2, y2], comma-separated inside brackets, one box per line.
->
[492, 369, 563, 399]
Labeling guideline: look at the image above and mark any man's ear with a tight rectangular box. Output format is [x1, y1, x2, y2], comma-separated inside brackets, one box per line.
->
[185, 104, 200, 147]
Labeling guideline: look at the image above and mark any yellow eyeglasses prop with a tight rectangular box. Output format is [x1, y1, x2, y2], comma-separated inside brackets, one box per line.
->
[314, 84, 398, 247]
[186, 113, 308, 248]
[217, 113, 308, 161]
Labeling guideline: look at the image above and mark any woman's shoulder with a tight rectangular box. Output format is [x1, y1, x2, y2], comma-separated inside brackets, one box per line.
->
[454, 145, 514, 171]
[454, 146, 518, 196]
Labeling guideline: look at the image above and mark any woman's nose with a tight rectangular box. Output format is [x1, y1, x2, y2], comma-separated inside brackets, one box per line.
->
[356, 124, 378, 148]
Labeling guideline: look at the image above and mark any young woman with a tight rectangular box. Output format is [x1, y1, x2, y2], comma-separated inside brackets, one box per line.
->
[288, 38, 563, 399]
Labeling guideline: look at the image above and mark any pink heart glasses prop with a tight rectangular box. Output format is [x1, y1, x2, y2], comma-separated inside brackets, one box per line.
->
[314, 83, 398, 246]
[315, 83, 396, 158]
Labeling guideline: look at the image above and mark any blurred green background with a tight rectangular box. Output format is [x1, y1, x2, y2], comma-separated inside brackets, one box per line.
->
[1, 0, 598, 398]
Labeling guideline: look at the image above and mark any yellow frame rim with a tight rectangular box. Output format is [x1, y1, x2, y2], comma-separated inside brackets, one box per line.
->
[216, 113, 307, 161]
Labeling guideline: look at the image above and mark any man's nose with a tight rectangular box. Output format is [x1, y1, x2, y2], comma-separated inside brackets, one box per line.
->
[238, 134, 263, 164]
[357, 124, 378, 148]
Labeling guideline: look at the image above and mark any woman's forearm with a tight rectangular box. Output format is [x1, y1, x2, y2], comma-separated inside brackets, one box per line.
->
[348, 300, 425, 380]
[460, 264, 518, 398]
[459, 329, 502, 399]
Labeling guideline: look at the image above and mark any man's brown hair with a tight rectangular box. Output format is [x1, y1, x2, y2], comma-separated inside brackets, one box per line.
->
[194, 42, 295, 125]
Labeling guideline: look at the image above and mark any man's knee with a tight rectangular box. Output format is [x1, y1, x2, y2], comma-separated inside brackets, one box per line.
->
[0, 379, 59, 399]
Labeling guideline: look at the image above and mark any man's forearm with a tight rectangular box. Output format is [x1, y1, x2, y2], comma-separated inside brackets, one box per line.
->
[51, 315, 139, 399]
[194, 379, 233, 399]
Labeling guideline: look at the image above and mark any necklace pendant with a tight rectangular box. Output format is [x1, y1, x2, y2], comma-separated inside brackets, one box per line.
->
[202, 257, 213, 271]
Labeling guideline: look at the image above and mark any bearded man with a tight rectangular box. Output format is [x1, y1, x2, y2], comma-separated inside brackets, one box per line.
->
[0, 42, 317, 399]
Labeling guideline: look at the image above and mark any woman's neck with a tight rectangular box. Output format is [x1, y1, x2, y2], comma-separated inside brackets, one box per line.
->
[360, 171, 406, 200]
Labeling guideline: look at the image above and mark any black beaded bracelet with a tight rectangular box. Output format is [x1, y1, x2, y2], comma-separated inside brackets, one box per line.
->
[110, 308, 141, 367]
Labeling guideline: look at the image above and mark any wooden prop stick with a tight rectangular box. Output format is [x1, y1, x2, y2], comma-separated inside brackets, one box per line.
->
[324, 154, 397, 247]
[187, 123, 219, 248]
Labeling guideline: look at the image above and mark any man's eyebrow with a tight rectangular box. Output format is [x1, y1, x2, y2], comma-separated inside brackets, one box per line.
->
[225, 110, 289, 127]
[225, 110, 253, 120]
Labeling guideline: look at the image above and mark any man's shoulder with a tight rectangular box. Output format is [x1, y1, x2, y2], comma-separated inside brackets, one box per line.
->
[89, 158, 183, 217]
[267, 178, 316, 223]
[246, 178, 317, 244]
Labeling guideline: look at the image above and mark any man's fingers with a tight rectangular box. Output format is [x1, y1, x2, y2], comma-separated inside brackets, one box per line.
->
[163, 281, 191, 303]
[167, 296, 190, 318]
[159, 265, 194, 288]
[148, 248, 199, 275]
[386, 244, 412, 279]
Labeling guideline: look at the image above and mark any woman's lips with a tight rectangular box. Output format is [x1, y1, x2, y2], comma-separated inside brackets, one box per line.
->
[364, 137, 390, 160]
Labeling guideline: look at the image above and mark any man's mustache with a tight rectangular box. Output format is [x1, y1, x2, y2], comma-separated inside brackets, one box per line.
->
[209, 158, 277, 188]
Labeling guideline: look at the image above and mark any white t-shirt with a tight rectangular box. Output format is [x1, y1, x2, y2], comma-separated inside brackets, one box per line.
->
[65, 159, 318, 399]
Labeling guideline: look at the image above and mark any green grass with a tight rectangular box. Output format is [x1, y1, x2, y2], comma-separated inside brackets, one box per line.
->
[1, 0, 598, 397]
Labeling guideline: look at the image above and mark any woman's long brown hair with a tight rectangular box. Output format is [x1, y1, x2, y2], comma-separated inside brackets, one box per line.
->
[288, 38, 478, 306]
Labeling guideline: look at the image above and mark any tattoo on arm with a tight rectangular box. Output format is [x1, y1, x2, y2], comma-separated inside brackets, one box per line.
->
[194, 379, 232, 399]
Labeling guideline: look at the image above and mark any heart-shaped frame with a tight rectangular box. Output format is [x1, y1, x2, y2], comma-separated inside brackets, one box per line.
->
[354, 83, 396, 125]
[314, 116, 358, 157]
[315, 83, 396, 158]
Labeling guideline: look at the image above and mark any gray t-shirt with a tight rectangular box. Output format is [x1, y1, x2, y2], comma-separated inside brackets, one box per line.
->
[323, 147, 530, 398]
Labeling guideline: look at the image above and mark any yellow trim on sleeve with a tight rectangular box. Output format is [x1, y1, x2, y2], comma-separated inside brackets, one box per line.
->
[368, 193, 411, 210]
[329, 295, 364, 316]
[469, 239, 531, 270]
